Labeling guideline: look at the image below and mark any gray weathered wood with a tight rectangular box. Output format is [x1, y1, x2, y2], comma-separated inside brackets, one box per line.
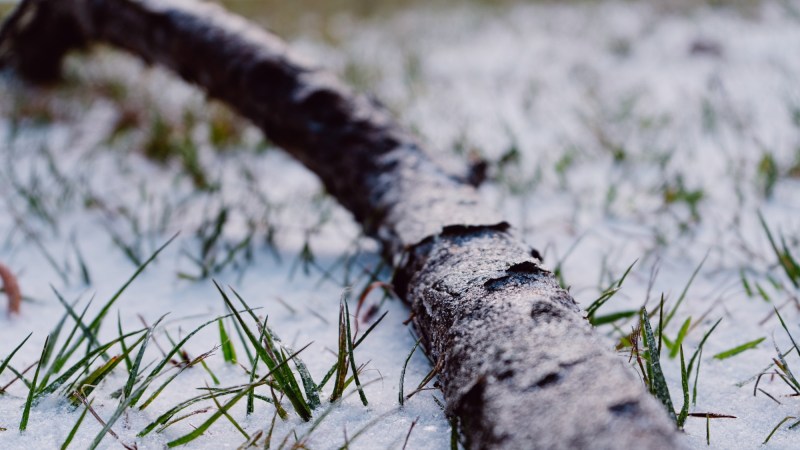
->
[0, 1, 683, 448]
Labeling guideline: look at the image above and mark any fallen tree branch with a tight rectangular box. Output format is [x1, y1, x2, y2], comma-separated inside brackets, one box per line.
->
[0, 0, 683, 447]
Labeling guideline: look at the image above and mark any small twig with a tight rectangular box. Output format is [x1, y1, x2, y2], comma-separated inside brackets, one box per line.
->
[1, 360, 37, 392]
[74, 390, 137, 449]
[402, 417, 419, 450]
[0, 262, 21, 315]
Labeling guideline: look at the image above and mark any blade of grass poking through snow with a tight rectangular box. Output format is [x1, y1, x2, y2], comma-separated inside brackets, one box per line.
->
[215, 282, 312, 420]
[218, 318, 237, 364]
[399, 337, 422, 406]
[663, 252, 707, 330]
[759, 211, 800, 288]
[87, 318, 166, 450]
[330, 299, 349, 402]
[0, 332, 31, 383]
[124, 316, 165, 400]
[78, 233, 177, 355]
[591, 309, 638, 327]
[20, 335, 49, 431]
[61, 399, 91, 450]
[230, 287, 316, 413]
[34, 329, 146, 401]
[763, 416, 796, 444]
[207, 383, 249, 440]
[42, 297, 94, 386]
[713, 337, 766, 360]
[67, 350, 133, 406]
[117, 311, 133, 372]
[51, 286, 106, 360]
[317, 310, 388, 391]
[774, 307, 800, 359]
[640, 308, 676, 423]
[42, 302, 71, 368]
[291, 347, 320, 409]
[166, 343, 311, 447]
[677, 346, 689, 429]
[139, 387, 241, 436]
[295, 378, 382, 448]
[687, 318, 721, 404]
[344, 296, 368, 406]
[246, 317, 269, 416]
[134, 313, 234, 408]
[668, 317, 691, 359]
[586, 259, 636, 325]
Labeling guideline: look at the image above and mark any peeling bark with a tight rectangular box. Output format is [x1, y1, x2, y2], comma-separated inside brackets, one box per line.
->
[0, 1, 683, 448]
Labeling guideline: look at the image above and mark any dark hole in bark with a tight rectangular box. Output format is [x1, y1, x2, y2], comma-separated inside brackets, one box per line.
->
[530, 302, 566, 323]
[507, 260, 542, 275]
[609, 401, 640, 417]
[496, 369, 514, 380]
[536, 372, 560, 388]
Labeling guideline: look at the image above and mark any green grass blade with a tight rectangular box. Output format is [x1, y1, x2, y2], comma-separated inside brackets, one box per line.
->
[125, 316, 165, 400]
[318, 311, 387, 392]
[713, 337, 765, 360]
[669, 317, 691, 359]
[763, 416, 796, 444]
[80, 233, 177, 353]
[687, 318, 722, 377]
[677, 346, 689, 428]
[131, 313, 234, 409]
[36, 329, 146, 401]
[399, 338, 422, 406]
[663, 253, 707, 329]
[331, 300, 349, 402]
[43, 298, 94, 385]
[344, 298, 368, 406]
[774, 307, 800, 359]
[216, 282, 311, 420]
[60, 398, 92, 450]
[117, 312, 133, 372]
[586, 259, 637, 321]
[759, 211, 800, 288]
[166, 343, 311, 447]
[20, 335, 49, 431]
[0, 332, 32, 380]
[641, 308, 676, 423]
[51, 287, 106, 360]
[591, 309, 637, 326]
[218, 318, 237, 364]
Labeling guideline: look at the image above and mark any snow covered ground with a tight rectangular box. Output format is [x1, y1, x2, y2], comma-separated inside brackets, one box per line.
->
[2, 0, 800, 448]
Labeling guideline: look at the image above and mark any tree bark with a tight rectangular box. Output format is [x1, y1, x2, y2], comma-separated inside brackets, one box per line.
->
[0, 1, 683, 448]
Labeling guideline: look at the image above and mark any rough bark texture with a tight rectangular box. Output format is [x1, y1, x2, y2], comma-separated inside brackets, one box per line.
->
[0, 1, 683, 448]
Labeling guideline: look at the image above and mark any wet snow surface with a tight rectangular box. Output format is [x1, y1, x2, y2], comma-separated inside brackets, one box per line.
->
[2, 0, 800, 448]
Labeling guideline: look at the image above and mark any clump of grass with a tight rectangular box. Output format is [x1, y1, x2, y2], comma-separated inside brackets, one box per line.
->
[662, 175, 704, 222]
[755, 308, 800, 440]
[215, 282, 331, 421]
[757, 152, 779, 198]
[759, 212, 800, 289]
[178, 207, 255, 280]
[632, 307, 723, 430]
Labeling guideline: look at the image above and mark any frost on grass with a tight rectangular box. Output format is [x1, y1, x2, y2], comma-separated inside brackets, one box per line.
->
[2, 0, 800, 448]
